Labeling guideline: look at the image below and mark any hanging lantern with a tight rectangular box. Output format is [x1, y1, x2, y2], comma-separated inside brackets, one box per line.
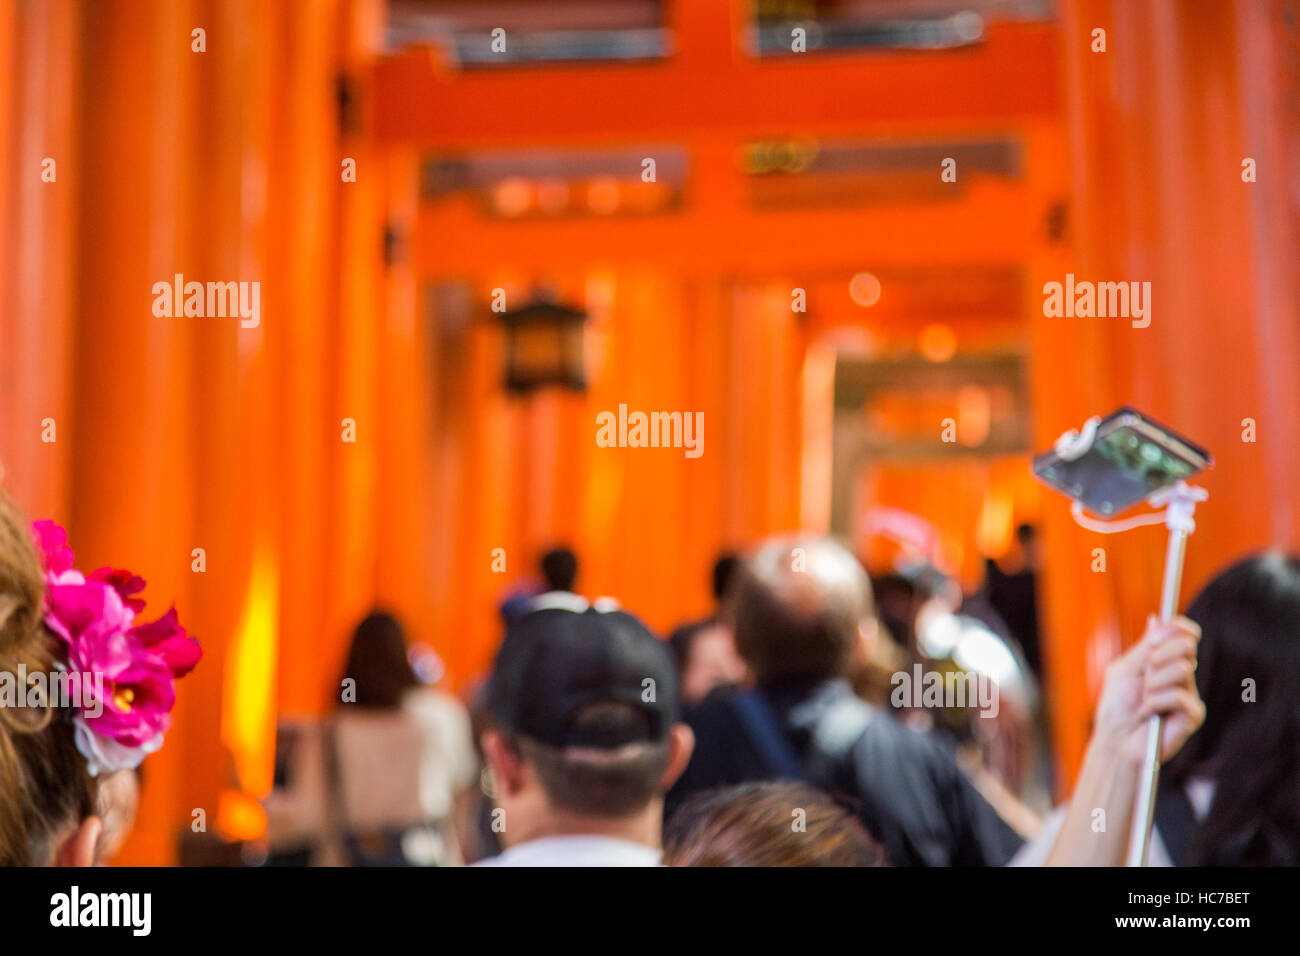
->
[498, 295, 589, 394]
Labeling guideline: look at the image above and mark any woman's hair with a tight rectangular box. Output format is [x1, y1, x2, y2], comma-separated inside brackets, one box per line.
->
[0, 492, 97, 865]
[337, 611, 419, 710]
[1165, 551, 1300, 865]
[663, 781, 883, 867]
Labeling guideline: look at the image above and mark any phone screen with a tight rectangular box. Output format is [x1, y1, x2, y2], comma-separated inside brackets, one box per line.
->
[1033, 409, 1209, 516]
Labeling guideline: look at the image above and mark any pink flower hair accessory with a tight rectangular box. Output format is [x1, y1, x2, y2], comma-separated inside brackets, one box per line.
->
[32, 520, 201, 776]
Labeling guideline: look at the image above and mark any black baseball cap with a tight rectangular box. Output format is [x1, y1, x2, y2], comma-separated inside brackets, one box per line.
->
[485, 607, 680, 749]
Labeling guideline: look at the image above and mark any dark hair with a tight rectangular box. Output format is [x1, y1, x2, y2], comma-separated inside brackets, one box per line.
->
[540, 547, 577, 593]
[732, 538, 872, 685]
[664, 781, 882, 867]
[516, 702, 669, 817]
[712, 553, 740, 602]
[668, 621, 707, 674]
[1164, 552, 1300, 865]
[338, 611, 419, 710]
[0, 493, 97, 865]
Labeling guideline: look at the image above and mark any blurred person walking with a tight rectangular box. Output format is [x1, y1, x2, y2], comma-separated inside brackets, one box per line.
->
[529, 546, 585, 613]
[888, 563, 1048, 832]
[265, 612, 478, 865]
[982, 523, 1044, 681]
[498, 546, 585, 624]
[333, 612, 477, 865]
[669, 552, 748, 707]
[475, 607, 693, 866]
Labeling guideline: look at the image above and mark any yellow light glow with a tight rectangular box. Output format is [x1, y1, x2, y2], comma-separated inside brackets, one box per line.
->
[976, 488, 1014, 558]
[220, 548, 279, 806]
[217, 788, 268, 843]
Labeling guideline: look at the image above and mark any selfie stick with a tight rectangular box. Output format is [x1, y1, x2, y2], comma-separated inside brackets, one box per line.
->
[1124, 481, 1206, 866]
[1052, 422, 1208, 866]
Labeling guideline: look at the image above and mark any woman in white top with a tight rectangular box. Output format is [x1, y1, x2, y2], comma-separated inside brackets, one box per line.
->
[331, 612, 478, 865]
[265, 612, 478, 865]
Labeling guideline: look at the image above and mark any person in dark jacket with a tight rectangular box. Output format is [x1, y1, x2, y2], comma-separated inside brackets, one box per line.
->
[667, 536, 1024, 866]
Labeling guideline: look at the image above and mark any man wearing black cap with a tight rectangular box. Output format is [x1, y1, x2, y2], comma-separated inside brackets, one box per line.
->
[476, 608, 694, 866]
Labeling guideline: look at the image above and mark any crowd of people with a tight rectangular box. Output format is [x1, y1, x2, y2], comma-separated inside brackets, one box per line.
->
[1, 485, 1297, 867]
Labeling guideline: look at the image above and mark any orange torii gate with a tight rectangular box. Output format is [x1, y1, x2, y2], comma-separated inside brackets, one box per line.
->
[367, 4, 1074, 779]
[372, 8, 1066, 280]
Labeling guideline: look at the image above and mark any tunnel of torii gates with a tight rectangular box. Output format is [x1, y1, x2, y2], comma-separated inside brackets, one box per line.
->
[3, 1, 1294, 862]
[373, 1, 1298, 808]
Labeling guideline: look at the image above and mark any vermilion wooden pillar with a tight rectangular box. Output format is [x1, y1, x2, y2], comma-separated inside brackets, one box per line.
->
[184, 0, 268, 849]
[328, 0, 387, 709]
[1035, 0, 1300, 786]
[47, 0, 387, 862]
[70, 0, 201, 865]
[0, 0, 79, 520]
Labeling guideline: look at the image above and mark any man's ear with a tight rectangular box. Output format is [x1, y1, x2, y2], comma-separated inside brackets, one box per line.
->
[481, 729, 527, 797]
[54, 816, 102, 867]
[660, 723, 695, 791]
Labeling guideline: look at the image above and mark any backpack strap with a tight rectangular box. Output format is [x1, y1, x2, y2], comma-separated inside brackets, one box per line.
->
[731, 689, 876, 781]
[730, 689, 808, 781]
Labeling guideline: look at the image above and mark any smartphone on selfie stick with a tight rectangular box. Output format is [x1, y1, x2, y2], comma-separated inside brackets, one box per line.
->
[1032, 407, 1212, 866]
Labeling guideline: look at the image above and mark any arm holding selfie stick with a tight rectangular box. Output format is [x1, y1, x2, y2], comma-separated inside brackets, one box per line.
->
[1045, 611, 1204, 866]
[1065, 481, 1206, 864]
